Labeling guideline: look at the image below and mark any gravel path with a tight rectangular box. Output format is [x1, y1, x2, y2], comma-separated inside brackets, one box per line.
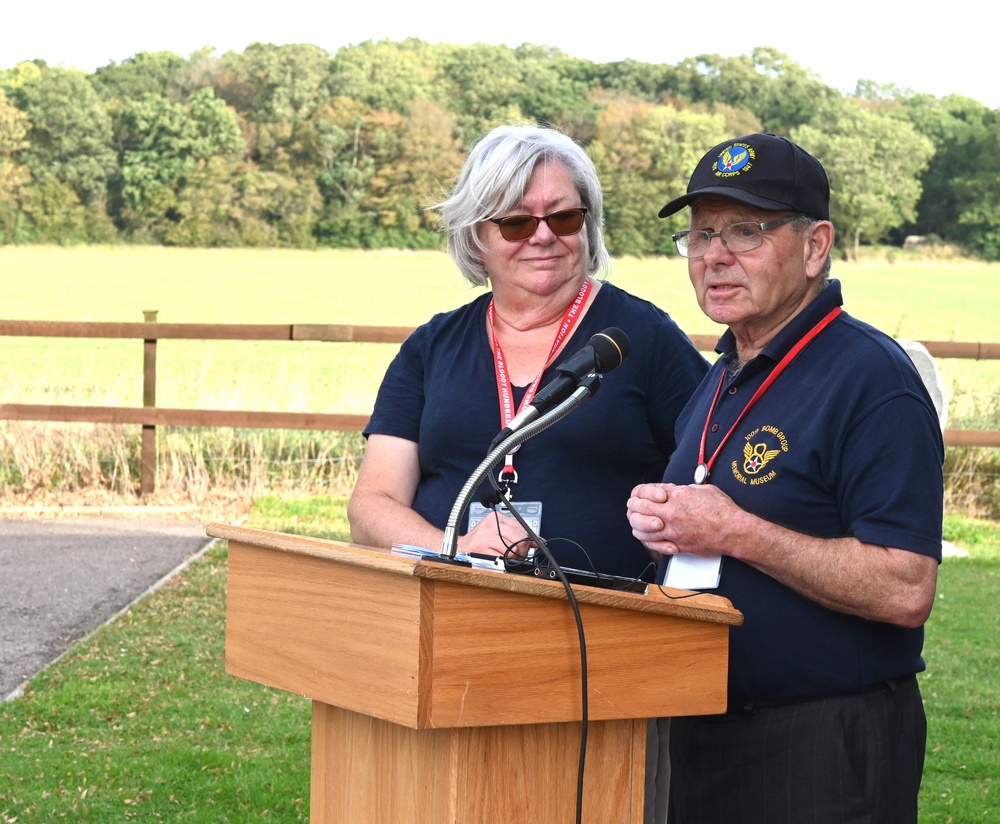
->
[0, 516, 214, 701]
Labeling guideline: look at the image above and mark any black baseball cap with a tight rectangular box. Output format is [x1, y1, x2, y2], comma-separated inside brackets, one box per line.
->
[657, 133, 830, 221]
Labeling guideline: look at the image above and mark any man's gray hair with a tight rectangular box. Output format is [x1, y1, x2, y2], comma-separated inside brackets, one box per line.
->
[437, 125, 611, 286]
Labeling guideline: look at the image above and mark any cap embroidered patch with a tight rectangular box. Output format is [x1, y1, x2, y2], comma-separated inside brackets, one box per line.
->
[717, 143, 754, 176]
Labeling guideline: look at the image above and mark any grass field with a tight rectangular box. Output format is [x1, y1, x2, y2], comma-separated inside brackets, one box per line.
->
[3, 244, 998, 333]
[2, 245, 998, 408]
[0, 498, 996, 821]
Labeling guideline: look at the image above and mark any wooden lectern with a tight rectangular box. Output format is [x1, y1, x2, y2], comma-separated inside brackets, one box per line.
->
[208, 523, 742, 823]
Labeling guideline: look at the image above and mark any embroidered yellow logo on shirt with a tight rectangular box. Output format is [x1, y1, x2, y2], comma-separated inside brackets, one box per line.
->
[731, 425, 788, 485]
[744, 441, 781, 474]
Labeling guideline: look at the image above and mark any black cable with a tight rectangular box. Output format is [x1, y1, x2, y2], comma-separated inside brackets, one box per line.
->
[480, 470, 705, 821]
[488, 488, 588, 824]
[654, 581, 709, 600]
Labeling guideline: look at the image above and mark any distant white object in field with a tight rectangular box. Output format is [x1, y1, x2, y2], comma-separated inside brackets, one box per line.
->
[941, 541, 969, 558]
[898, 339, 948, 431]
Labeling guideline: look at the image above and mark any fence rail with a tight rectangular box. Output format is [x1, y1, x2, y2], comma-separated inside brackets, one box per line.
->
[3, 318, 999, 495]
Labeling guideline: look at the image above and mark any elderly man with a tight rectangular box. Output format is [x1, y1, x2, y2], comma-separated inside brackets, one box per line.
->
[628, 133, 943, 823]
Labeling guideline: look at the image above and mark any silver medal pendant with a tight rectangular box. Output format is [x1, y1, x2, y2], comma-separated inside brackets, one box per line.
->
[693, 464, 709, 484]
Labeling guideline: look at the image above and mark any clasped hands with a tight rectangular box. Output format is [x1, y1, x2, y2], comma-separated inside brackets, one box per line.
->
[627, 482, 738, 558]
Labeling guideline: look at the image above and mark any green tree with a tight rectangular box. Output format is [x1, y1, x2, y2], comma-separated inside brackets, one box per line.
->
[853, 79, 916, 103]
[308, 97, 461, 248]
[214, 42, 333, 189]
[217, 42, 332, 126]
[590, 100, 726, 256]
[160, 155, 241, 246]
[329, 38, 440, 113]
[589, 59, 675, 101]
[90, 50, 201, 103]
[899, 93, 989, 240]
[109, 88, 244, 238]
[509, 45, 594, 130]
[0, 89, 32, 239]
[12, 66, 118, 240]
[17, 67, 118, 203]
[233, 169, 322, 247]
[952, 113, 1000, 259]
[434, 43, 596, 145]
[365, 98, 463, 246]
[15, 178, 94, 243]
[307, 97, 379, 245]
[669, 47, 836, 133]
[681, 100, 763, 140]
[793, 99, 934, 258]
[0, 60, 45, 92]
[437, 44, 526, 144]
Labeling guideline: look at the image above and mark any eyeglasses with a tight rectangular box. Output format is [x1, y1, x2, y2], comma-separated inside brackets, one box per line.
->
[672, 215, 799, 259]
[487, 207, 588, 242]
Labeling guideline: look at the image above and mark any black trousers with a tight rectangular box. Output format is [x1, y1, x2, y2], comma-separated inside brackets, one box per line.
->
[668, 675, 926, 824]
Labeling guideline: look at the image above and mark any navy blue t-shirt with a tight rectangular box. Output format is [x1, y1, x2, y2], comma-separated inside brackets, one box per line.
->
[365, 282, 710, 579]
[662, 280, 944, 704]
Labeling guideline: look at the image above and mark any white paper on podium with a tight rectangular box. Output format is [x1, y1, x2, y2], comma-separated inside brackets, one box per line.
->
[390, 543, 505, 572]
[663, 553, 722, 590]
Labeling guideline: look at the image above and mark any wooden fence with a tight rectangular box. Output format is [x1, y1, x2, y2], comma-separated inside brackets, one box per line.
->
[2, 316, 999, 495]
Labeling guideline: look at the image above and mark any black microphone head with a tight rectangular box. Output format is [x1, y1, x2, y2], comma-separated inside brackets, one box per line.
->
[590, 328, 630, 372]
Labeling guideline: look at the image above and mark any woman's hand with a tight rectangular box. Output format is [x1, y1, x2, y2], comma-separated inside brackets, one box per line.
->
[459, 512, 535, 558]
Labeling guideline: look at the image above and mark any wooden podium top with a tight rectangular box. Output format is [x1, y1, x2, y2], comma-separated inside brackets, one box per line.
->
[208, 523, 741, 625]
[210, 523, 742, 728]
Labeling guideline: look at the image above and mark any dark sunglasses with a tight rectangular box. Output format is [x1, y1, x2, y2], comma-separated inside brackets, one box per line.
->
[487, 207, 588, 242]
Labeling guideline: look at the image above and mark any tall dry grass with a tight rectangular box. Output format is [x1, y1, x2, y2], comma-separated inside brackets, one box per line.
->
[2, 337, 999, 515]
[0, 421, 366, 510]
[0, 345, 372, 508]
[3, 380, 998, 518]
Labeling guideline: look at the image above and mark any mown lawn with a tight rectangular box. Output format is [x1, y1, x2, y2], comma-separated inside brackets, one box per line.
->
[0, 501, 996, 822]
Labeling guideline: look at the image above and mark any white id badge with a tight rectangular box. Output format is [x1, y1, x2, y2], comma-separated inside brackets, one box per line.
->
[663, 553, 722, 590]
[468, 500, 543, 535]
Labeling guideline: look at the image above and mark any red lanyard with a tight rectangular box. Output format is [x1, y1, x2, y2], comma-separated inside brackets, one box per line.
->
[488, 278, 592, 480]
[693, 306, 842, 485]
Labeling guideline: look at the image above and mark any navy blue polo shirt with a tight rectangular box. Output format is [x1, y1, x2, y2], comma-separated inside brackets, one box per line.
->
[365, 282, 710, 579]
[663, 280, 944, 705]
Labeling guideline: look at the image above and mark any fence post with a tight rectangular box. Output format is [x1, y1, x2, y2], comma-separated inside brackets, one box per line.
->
[141, 310, 158, 496]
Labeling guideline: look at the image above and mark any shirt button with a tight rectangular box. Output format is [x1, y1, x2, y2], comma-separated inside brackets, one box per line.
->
[728, 386, 738, 395]
[711, 423, 720, 432]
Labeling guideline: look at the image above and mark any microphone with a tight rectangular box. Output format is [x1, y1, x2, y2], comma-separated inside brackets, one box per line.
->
[492, 327, 630, 445]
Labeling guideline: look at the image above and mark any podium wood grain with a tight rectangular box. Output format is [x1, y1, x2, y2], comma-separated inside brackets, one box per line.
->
[311, 704, 644, 823]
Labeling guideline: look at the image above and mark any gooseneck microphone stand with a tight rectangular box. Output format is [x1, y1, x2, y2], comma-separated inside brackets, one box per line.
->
[436, 373, 601, 561]
[431, 374, 600, 824]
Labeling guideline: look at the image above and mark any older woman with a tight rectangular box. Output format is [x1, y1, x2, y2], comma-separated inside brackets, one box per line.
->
[348, 125, 707, 580]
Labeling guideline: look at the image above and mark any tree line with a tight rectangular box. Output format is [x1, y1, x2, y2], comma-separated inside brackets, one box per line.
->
[1, 40, 998, 259]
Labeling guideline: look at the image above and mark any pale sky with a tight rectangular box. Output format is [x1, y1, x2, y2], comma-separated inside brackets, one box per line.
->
[4, 1, 996, 110]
